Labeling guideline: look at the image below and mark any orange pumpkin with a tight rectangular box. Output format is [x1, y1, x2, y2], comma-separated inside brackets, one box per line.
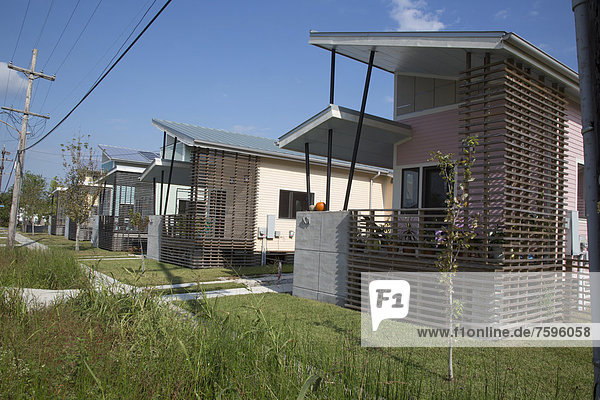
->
[315, 202, 326, 211]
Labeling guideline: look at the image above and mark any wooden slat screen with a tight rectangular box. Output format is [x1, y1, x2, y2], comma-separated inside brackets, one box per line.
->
[160, 147, 259, 268]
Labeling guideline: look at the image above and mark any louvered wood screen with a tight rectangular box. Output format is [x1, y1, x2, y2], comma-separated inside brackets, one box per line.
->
[346, 56, 568, 317]
[160, 147, 259, 268]
[98, 171, 153, 252]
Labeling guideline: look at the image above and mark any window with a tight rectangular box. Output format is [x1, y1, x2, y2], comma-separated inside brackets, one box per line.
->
[279, 190, 314, 219]
[399, 165, 449, 209]
[423, 166, 447, 208]
[401, 168, 419, 208]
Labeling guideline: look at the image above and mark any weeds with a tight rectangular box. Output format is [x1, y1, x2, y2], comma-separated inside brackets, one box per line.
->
[0, 247, 89, 290]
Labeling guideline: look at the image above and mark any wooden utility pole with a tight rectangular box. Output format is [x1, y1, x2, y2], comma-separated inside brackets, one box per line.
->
[1, 49, 54, 248]
[0, 146, 12, 192]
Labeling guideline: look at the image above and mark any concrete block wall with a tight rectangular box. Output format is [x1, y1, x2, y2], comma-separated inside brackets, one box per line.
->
[146, 215, 163, 261]
[293, 211, 349, 306]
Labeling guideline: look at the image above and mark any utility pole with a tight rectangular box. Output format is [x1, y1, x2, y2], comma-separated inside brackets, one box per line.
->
[0, 146, 13, 192]
[1, 49, 55, 248]
[573, 0, 600, 398]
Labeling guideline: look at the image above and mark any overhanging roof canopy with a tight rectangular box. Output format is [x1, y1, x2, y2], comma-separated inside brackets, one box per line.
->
[309, 31, 579, 98]
[277, 105, 411, 169]
[139, 158, 191, 186]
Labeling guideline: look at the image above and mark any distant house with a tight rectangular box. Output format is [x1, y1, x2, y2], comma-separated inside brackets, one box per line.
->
[140, 119, 392, 268]
[50, 176, 100, 241]
[96, 144, 159, 251]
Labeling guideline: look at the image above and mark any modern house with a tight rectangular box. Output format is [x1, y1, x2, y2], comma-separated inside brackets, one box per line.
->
[279, 31, 585, 311]
[140, 119, 392, 268]
[96, 144, 159, 251]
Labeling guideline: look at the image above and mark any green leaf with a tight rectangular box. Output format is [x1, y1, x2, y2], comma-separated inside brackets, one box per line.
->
[297, 374, 322, 400]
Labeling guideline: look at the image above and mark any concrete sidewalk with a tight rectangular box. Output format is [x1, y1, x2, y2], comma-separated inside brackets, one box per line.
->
[6, 231, 294, 308]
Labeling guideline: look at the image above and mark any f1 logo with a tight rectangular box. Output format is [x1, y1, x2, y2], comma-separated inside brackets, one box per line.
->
[369, 280, 410, 331]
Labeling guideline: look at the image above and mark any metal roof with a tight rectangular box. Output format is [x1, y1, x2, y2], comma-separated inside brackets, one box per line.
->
[277, 105, 411, 169]
[98, 144, 159, 164]
[152, 118, 393, 174]
[309, 31, 579, 98]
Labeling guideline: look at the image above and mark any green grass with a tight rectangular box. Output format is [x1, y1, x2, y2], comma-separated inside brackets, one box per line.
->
[83, 257, 293, 286]
[183, 293, 592, 399]
[0, 246, 90, 290]
[23, 232, 132, 258]
[0, 287, 591, 399]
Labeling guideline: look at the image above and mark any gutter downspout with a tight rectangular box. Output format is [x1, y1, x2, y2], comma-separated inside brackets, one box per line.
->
[573, 0, 600, 397]
[369, 171, 381, 209]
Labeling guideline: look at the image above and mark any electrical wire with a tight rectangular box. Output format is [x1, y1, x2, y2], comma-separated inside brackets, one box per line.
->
[24, 0, 173, 153]
[47, 0, 154, 116]
[34, 0, 55, 49]
[42, 0, 82, 71]
[54, 0, 104, 76]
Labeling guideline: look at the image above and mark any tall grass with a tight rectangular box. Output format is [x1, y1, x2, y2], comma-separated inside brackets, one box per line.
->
[0, 285, 591, 399]
[0, 247, 89, 289]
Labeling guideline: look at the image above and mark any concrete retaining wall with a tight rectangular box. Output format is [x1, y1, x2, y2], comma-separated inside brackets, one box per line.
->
[292, 211, 349, 306]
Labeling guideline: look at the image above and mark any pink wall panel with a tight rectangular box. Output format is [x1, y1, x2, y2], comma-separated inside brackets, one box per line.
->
[395, 108, 460, 166]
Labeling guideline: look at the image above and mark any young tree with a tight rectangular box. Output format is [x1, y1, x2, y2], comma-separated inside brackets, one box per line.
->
[60, 135, 102, 251]
[20, 171, 49, 233]
[430, 135, 479, 382]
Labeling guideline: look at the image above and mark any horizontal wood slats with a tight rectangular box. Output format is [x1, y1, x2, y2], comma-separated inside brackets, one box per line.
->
[160, 147, 259, 268]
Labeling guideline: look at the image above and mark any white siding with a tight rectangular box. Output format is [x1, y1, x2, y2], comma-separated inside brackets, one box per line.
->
[254, 157, 391, 252]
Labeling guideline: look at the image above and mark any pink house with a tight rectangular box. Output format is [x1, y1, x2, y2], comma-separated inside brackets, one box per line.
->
[278, 31, 585, 308]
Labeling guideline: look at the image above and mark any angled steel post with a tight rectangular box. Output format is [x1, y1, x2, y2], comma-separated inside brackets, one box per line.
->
[163, 137, 177, 215]
[343, 50, 375, 210]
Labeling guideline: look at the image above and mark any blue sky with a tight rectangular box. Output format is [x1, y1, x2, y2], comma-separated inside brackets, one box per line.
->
[0, 0, 578, 185]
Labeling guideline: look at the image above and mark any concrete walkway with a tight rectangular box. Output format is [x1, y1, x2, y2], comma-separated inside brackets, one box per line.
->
[7, 231, 293, 308]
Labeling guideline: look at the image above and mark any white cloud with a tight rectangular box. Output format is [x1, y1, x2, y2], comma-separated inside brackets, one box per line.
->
[0, 62, 28, 99]
[389, 0, 445, 31]
[494, 9, 509, 20]
[384, 95, 394, 103]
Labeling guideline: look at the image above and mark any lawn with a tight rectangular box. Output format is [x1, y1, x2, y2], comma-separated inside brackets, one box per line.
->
[22, 232, 132, 258]
[183, 293, 592, 399]
[0, 287, 591, 399]
[151, 281, 247, 295]
[0, 246, 89, 290]
[83, 257, 293, 286]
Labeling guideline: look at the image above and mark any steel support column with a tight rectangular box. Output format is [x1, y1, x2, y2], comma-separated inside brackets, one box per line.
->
[343, 50, 375, 210]
[305, 142, 311, 208]
[330, 48, 336, 104]
[326, 128, 333, 210]
[164, 137, 177, 215]
[159, 170, 164, 215]
[162, 131, 166, 158]
[152, 177, 156, 215]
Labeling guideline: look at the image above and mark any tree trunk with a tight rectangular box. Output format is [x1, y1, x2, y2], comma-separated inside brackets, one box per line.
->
[139, 232, 145, 273]
[75, 223, 80, 252]
[448, 289, 454, 382]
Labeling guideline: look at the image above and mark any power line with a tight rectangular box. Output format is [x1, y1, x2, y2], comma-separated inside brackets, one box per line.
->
[46, 0, 154, 116]
[34, 0, 55, 49]
[54, 0, 104, 76]
[42, 0, 80, 71]
[24, 0, 174, 152]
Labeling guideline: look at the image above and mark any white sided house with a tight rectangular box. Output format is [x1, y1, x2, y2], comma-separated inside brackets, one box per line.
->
[141, 119, 392, 268]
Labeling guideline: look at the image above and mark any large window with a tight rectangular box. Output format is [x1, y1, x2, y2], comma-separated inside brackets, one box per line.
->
[279, 190, 314, 219]
[400, 165, 449, 209]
